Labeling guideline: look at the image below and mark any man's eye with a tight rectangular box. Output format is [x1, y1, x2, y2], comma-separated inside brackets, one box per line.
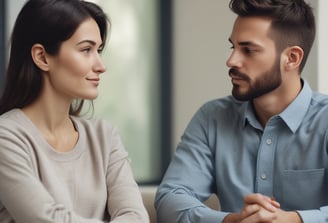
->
[243, 47, 256, 55]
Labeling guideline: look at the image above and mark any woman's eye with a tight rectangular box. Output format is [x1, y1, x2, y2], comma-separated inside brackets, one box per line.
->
[97, 48, 104, 54]
[82, 48, 91, 53]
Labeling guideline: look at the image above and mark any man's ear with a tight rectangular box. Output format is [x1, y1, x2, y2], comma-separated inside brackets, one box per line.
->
[31, 43, 50, 71]
[283, 46, 304, 72]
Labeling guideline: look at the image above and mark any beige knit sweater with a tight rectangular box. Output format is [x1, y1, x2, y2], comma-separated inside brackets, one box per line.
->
[0, 109, 149, 223]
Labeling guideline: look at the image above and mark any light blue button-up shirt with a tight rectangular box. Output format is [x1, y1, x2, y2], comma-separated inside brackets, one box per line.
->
[155, 80, 328, 223]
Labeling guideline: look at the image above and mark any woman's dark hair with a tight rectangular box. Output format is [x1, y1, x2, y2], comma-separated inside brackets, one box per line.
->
[229, 0, 315, 73]
[0, 0, 110, 115]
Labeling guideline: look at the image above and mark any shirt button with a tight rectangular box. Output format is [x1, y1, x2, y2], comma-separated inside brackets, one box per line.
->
[266, 138, 272, 145]
[260, 173, 267, 180]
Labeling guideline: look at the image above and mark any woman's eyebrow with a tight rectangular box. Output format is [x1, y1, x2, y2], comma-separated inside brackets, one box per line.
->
[76, 40, 97, 46]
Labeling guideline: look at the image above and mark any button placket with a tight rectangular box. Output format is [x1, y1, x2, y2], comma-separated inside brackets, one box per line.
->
[256, 130, 276, 195]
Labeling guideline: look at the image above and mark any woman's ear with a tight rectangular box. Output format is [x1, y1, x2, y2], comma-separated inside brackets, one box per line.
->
[283, 46, 304, 72]
[31, 43, 50, 71]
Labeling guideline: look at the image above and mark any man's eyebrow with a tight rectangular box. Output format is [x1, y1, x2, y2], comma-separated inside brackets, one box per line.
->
[228, 38, 261, 47]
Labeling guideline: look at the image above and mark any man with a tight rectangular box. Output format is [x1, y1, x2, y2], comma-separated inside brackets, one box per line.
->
[155, 0, 328, 222]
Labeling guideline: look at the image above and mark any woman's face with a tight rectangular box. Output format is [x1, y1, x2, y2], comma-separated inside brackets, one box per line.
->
[46, 18, 106, 101]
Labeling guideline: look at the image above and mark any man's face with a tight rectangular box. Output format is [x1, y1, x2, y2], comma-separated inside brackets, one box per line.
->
[226, 16, 282, 101]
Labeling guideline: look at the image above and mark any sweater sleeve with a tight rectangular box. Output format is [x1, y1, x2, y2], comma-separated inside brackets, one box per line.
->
[104, 126, 149, 223]
[0, 127, 106, 223]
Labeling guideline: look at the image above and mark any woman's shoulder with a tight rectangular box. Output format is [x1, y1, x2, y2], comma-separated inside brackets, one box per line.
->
[72, 116, 128, 158]
[0, 109, 28, 129]
[71, 116, 121, 142]
[0, 109, 38, 155]
[71, 115, 115, 131]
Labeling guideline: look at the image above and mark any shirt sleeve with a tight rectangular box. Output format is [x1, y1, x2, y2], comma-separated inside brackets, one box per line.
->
[155, 106, 229, 223]
[297, 210, 328, 223]
[104, 126, 149, 223]
[0, 128, 106, 223]
[296, 120, 328, 223]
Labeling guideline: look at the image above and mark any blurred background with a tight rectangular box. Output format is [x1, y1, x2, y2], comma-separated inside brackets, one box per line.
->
[1, 0, 327, 185]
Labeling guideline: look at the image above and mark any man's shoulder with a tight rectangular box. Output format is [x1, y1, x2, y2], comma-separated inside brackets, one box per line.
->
[311, 92, 328, 107]
[201, 95, 246, 112]
[195, 95, 247, 122]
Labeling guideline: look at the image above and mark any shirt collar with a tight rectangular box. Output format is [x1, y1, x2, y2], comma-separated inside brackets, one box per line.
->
[279, 79, 312, 133]
[243, 79, 312, 133]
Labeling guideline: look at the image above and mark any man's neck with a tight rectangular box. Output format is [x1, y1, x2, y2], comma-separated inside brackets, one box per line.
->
[252, 79, 302, 127]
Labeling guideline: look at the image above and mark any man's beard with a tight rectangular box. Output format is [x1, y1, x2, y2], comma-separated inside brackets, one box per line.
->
[229, 58, 282, 101]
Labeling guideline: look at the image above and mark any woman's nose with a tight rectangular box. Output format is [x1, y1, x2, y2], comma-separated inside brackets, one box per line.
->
[94, 54, 106, 74]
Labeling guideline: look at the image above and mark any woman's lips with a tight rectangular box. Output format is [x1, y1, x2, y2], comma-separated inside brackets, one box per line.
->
[86, 77, 100, 86]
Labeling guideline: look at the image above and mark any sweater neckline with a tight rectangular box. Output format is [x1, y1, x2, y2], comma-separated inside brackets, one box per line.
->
[15, 109, 85, 162]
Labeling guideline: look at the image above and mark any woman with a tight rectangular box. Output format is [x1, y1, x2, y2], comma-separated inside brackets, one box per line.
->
[0, 0, 149, 222]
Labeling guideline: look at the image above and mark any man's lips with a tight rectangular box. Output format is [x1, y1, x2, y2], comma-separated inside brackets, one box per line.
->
[230, 74, 244, 80]
[228, 68, 249, 82]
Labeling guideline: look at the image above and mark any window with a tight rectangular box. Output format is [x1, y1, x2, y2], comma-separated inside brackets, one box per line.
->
[87, 0, 172, 184]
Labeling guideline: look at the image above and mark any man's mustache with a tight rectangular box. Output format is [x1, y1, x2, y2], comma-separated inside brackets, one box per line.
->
[228, 68, 249, 80]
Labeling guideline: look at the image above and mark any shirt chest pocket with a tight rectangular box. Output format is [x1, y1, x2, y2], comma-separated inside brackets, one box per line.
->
[280, 168, 327, 210]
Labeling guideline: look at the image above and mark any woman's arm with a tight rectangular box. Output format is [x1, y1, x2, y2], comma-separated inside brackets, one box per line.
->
[105, 127, 149, 223]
